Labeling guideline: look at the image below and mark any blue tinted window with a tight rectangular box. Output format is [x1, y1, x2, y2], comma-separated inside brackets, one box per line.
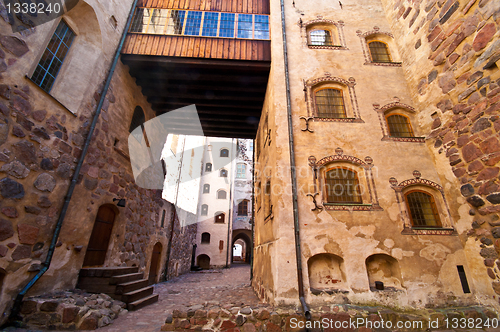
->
[238, 14, 253, 38]
[185, 11, 202, 35]
[202, 12, 219, 37]
[31, 20, 75, 92]
[219, 13, 235, 38]
[254, 15, 269, 39]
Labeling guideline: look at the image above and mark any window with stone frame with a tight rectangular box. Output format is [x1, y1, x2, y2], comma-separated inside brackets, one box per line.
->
[203, 184, 210, 193]
[238, 200, 249, 216]
[357, 29, 401, 67]
[373, 101, 424, 143]
[205, 163, 212, 172]
[31, 20, 75, 93]
[404, 190, 442, 228]
[220, 149, 229, 157]
[264, 180, 272, 218]
[305, 75, 362, 123]
[201, 232, 210, 244]
[217, 190, 227, 199]
[215, 212, 225, 223]
[303, 20, 347, 50]
[220, 169, 228, 177]
[201, 204, 208, 216]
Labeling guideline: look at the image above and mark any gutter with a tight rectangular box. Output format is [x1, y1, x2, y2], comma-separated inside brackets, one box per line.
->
[279, 0, 311, 321]
[6, 0, 140, 325]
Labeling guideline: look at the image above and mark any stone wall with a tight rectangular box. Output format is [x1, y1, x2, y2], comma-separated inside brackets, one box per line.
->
[0, 0, 196, 323]
[379, 0, 500, 301]
[161, 302, 498, 332]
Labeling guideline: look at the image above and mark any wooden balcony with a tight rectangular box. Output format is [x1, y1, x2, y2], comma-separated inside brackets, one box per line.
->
[137, 0, 270, 14]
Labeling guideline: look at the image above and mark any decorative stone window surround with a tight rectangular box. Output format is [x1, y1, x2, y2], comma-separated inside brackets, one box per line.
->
[389, 171, 456, 235]
[356, 28, 402, 67]
[373, 100, 425, 143]
[308, 148, 382, 211]
[304, 74, 363, 123]
[301, 18, 348, 50]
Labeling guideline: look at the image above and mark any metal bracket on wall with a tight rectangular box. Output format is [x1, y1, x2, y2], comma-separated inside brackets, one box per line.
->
[306, 192, 323, 211]
[299, 116, 314, 133]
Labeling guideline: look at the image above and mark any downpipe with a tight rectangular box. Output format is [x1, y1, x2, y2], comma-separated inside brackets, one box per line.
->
[5, 0, 139, 326]
[279, 0, 311, 322]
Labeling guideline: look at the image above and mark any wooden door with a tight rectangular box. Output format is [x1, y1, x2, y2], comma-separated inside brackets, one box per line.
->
[83, 205, 116, 267]
[149, 242, 162, 285]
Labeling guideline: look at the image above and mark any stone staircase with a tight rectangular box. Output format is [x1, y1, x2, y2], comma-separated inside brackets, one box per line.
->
[77, 266, 158, 311]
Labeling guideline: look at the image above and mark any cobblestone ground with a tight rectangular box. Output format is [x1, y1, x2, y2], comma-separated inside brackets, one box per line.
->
[100, 263, 259, 332]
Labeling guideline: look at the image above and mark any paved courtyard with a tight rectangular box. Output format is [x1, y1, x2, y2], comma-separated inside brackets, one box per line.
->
[99, 263, 259, 332]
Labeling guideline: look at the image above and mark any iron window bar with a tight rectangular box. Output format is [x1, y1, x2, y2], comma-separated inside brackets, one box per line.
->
[368, 41, 392, 63]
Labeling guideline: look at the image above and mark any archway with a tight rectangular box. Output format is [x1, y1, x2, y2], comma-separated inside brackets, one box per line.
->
[231, 231, 252, 264]
[197, 254, 210, 269]
[149, 242, 162, 285]
[83, 204, 117, 266]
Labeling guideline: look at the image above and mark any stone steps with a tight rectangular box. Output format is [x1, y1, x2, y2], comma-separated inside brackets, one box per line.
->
[77, 267, 158, 311]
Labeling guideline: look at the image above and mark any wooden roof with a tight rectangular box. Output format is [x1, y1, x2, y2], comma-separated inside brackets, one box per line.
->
[121, 53, 270, 139]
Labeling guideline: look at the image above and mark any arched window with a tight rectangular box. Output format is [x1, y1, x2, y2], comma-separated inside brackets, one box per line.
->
[203, 184, 210, 193]
[309, 29, 333, 46]
[129, 106, 146, 133]
[220, 149, 229, 157]
[201, 232, 210, 244]
[220, 169, 228, 177]
[368, 41, 391, 63]
[325, 167, 362, 204]
[238, 200, 249, 216]
[201, 204, 208, 216]
[386, 114, 414, 138]
[215, 212, 225, 223]
[205, 163, 212, 172]
[315, 88, 346, 119]
[217, 190, 227, 199]
[405, 190, 441, 227]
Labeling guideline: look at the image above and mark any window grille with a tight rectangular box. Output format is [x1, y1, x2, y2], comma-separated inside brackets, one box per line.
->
[368, 41, 391, 63]
[185, 11, 202, 35]
[254, 15, 270, 39]
[166, 10, 186, 35]
[405, 191, 441, 227]
[219, 13, 236, 38]
[217, 190, 227, 199]
[238, 200, 248, 216]
[202, 12, 219, 37]
[309, 30, 333, 46]
[31, 20, 75, 92]
[237, 14, 253, 38]
[325, 168, 362, 204]
[386, 114, 414, 138]
[315, 89, 346, 119]
[236, 164, 246, 179]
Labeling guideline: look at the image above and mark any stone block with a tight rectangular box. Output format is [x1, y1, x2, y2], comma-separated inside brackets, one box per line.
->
[11, 244, 31, 260]
[0, 177, 25, 199]
[21, 300, 38, 315]
[266, 322, 281, 332]
[17, 223, 39, 245]
[34, 173, 56, 192]
[40, 301, 59, 312]
[0, 218, 14, 241]
[473, 23, 497, 51]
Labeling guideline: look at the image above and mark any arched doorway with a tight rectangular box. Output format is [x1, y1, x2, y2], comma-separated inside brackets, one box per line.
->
[231, 231, 252, 264]
[149, 242, 162, 285]
[197, 254, 210, 269]
[83, 205, 117, 266]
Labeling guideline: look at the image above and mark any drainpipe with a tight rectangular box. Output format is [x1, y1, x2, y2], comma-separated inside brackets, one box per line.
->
[6, 0, 140, 325]
[279, 0, 311, 321]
